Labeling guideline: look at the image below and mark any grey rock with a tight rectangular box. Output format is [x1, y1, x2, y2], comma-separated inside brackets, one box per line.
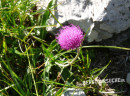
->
[126, 73, 130, 85]
[36, 0, 130, 42]
[63, 88, 86, 96]
[49, 88, 86, 96]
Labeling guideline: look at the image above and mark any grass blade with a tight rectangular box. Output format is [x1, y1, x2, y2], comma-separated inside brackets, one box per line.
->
[82, 45, 130, 50]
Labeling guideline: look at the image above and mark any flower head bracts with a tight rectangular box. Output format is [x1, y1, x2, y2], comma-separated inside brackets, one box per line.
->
[56, 24, 84, 50]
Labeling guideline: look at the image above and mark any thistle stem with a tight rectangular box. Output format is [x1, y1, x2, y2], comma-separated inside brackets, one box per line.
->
[70, 47, 80, 64]
[56, 47, 80, 67]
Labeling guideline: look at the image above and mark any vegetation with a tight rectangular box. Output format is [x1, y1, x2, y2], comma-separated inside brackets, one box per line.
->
[0, 0, 130, 96]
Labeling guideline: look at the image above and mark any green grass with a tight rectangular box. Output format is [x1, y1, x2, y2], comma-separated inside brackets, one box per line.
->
[0, 0, 130, 96]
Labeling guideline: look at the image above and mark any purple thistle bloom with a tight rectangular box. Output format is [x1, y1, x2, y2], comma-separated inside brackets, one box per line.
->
[56, 24, 84, 50]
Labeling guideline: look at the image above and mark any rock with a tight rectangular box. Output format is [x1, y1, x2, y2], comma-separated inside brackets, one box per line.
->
[63, 88, 86, 96]
[49, 88, 86, 96]
[36, 0, 130, 42]
[126, 73, 130, 85]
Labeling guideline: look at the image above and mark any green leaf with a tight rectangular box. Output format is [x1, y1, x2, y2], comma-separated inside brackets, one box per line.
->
[2, 38, 7, 54]
[26, 25, 56, 29]
[61, 68, 74, 84]
[1, 59, 26, 96]
[42, 44, 54, 59]
[55, 88, 63, 96]
[32, 36, 48, 46]
[86, 50, 91, 70]
[80, 48, 85, 64]
[39, 0, 56, 39]
[92, 60, 111, 79]
[48, 39, 58, 51]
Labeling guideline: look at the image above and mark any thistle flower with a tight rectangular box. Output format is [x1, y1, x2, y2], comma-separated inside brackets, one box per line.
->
[56, 24, 84, 50]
